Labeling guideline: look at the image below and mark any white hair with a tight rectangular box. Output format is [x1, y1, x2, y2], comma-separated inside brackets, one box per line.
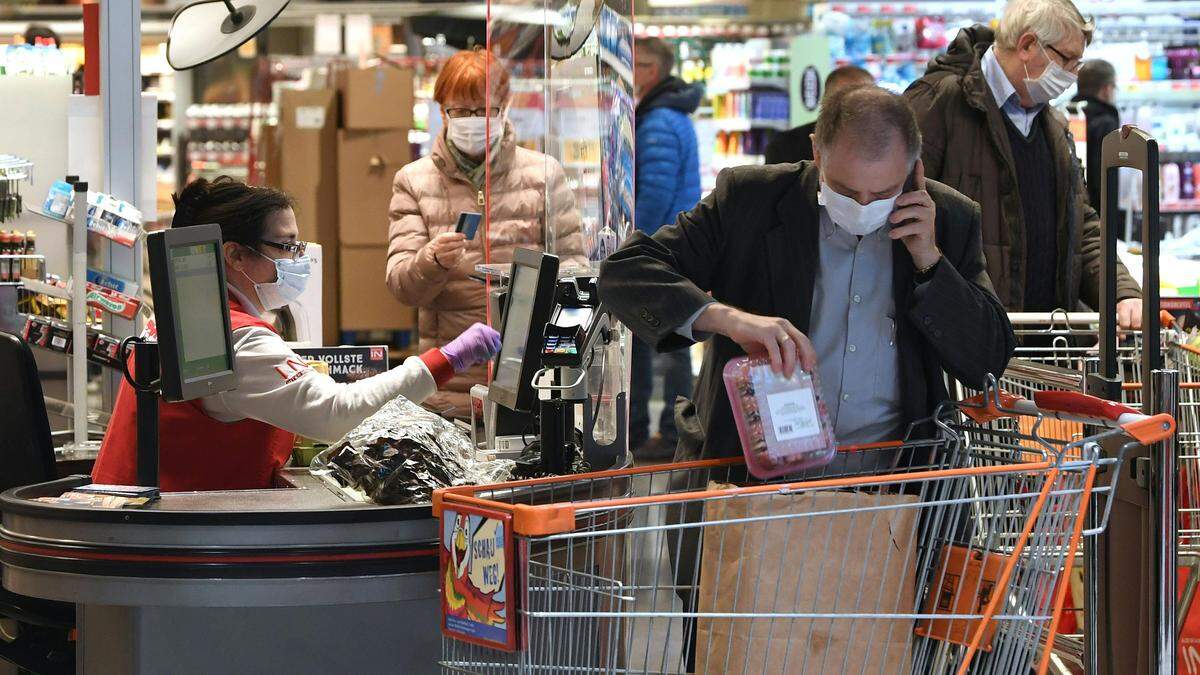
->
[995, 0, 1095, 52]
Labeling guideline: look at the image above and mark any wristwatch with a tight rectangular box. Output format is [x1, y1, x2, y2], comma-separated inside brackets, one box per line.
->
[914, 250, 942, 282]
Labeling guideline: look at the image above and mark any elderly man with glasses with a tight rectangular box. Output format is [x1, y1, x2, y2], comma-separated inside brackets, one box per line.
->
[905, 0, 1142, 328]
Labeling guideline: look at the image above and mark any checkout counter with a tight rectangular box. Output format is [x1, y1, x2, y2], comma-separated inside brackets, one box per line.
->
[0, 228, 628, 674]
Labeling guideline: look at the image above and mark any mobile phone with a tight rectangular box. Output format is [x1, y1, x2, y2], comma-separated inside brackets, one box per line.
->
[455, 212, 482, 240]
[890, 168, 919, 228]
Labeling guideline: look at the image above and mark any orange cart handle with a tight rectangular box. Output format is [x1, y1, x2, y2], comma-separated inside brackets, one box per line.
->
[1033, 390, 1138, 421]
[959, 389, 1176, 446]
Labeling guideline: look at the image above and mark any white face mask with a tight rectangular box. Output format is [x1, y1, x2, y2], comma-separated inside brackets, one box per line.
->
[818, 181, 900, 237]
[447, 115, 504, 156]
[241, 249, 311, 311]
[1023, 45, 1078, 105]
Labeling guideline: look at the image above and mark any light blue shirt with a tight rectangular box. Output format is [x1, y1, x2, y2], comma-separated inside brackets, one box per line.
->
[981, 46, 1043, 138]
[678, 208, 903, 445]
[807, 209, 903, 444]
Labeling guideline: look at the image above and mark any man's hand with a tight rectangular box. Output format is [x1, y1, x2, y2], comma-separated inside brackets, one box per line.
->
[888, 159, 941, 270]
[694, 304, 816, 377]
[423, 232, 468, 271]
[1117, 298, 1143, 330]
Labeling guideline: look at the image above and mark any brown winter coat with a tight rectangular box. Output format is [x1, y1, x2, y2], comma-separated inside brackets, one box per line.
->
[386, 125, 584, 417]
[904, 25, 1140, 310]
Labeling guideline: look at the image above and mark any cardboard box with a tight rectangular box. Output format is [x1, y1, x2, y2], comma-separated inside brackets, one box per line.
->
[338, 129, 412, 246]
[339, 245, 418, 331]
[276, 89, 340, 345]
[338, 66, 414, 130]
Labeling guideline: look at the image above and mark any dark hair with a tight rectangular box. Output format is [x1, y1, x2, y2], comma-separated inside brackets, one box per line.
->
[171, 177, 294, 248]
[824, 65, 873, 95]
[813, 86, 922, 163]
[636, 37, 675, 74]
[24, 24, 59, 47]
[1077, 59, 1117, 98]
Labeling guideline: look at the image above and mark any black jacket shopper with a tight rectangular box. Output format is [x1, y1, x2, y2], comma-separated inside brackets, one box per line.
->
[599, 161, 1015, 460]
[1070, 94, 1121, 214]
[764, 121, 817, 165]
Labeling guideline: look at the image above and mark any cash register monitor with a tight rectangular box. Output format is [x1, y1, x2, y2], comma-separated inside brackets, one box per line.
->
[489, 248, 560, 412]
[146, 223, 237, 402]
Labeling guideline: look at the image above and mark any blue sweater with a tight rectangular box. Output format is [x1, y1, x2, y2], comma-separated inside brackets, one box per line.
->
[635, 78, 702, 235]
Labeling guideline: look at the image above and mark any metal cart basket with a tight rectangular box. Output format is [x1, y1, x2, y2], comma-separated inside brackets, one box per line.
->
[434, 384, 1174, 675]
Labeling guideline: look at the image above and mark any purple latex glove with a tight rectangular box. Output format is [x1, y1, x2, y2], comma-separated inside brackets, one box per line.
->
[440, 323, 503, 373]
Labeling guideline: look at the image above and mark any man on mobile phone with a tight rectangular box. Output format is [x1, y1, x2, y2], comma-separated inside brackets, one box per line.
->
[600, 86, 1014, 459]
[904, 0, 1142, 327]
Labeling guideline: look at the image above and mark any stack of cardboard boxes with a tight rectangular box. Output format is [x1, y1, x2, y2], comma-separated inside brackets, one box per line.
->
[274, 66, 419, 350]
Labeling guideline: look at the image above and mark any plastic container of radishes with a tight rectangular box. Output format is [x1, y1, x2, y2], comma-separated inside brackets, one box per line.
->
[722, 356, 836, 479]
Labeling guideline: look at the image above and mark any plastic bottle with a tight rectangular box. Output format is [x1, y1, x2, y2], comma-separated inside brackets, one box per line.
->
[1164, 162, 1181, 204]
[21, 230, 37, 280]
[1185, 161, 1196, 201]
[1151, 43, 1170, 81]
[0, 231, 12, 282]
[1135, 42, 1152, 81]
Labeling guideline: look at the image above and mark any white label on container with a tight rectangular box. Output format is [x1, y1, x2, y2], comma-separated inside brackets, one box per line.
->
[766, 387, 820, 442]
[50, 335, 67, 350]
[295, 106, 326, 129]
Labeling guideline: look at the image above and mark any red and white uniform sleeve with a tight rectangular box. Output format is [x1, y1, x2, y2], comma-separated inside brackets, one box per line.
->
[200, 326, 442, 444]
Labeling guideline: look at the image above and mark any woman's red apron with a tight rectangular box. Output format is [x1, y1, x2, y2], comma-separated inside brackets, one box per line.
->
[91, 297, 296, 491]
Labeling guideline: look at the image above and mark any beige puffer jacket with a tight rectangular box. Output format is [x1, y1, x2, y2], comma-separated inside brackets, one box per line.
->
[387, 125, 584, 417]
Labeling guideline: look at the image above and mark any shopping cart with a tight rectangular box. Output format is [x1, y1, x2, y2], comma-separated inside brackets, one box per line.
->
[1167, 342, 1200, 549]
[434, 384, 1174, 675]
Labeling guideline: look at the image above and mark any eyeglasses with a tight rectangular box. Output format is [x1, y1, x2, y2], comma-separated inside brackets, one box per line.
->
[444, 106, 503, 119]
[1044, 43, 1084, 74]
[259, 239, 307, 259]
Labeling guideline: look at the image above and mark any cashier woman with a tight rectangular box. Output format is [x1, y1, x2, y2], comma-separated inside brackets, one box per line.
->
[91, 177, 503, 492]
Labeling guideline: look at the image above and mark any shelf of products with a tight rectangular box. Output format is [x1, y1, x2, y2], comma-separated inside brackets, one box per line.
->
[184, 103, 266, 184]
[814, 2, 1200, 92]
[691, 40, 793, 192]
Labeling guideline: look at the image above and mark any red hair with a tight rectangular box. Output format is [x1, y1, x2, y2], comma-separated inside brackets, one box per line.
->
[433, 49, 512, 107]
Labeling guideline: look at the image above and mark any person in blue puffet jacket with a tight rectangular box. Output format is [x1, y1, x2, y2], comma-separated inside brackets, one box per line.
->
[630, 37, 702, 459]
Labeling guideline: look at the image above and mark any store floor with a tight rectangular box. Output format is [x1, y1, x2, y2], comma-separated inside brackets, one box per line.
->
[625, 474, 688, 671]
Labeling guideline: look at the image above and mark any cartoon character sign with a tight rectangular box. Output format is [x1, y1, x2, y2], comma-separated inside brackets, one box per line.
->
[441, 507, 516, 650]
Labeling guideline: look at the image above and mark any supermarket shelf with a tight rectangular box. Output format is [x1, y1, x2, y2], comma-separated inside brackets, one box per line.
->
[157, 119, 174, 130]
[837, 51, 939, 65]
[1163, 200, 1200, 213]
[25, 207, 68, 225]
[709, 77, 790, 95]
[636, 20, 803, 38]
[1119, 80, 1200, 104]
[713, 118, 790, 132]
[816, 1, 1200, 17]
[20, 277, 70, 301]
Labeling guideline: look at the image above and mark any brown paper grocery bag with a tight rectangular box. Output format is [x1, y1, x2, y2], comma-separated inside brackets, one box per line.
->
[694, 486, 920, 674]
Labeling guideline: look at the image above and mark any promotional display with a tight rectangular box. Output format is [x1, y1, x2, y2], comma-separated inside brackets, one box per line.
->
[293, 345, 389, 383]
[440, 506, 516, 652]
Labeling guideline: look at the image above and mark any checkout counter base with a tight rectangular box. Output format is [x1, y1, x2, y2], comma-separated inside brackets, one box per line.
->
[73, 575, 441, 674]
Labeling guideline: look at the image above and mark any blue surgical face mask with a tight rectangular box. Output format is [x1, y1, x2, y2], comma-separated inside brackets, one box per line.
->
[242, 248, 311, 311]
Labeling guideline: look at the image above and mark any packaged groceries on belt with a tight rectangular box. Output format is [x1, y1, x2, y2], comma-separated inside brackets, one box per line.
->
[722, 356, 836, 479]
[310, 396, 515, 505]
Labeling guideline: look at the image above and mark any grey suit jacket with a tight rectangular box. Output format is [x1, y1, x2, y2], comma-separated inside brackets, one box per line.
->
[598, 161, 1015, 460]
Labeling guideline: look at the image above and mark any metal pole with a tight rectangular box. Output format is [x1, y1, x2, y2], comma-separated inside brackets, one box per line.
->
[1153, 368, 1180, 675]
[100, 0, 142, 410]
[1086, 505, 1100, 675]
[70, 180, 88, 448]
[134, 340, 159, 487]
